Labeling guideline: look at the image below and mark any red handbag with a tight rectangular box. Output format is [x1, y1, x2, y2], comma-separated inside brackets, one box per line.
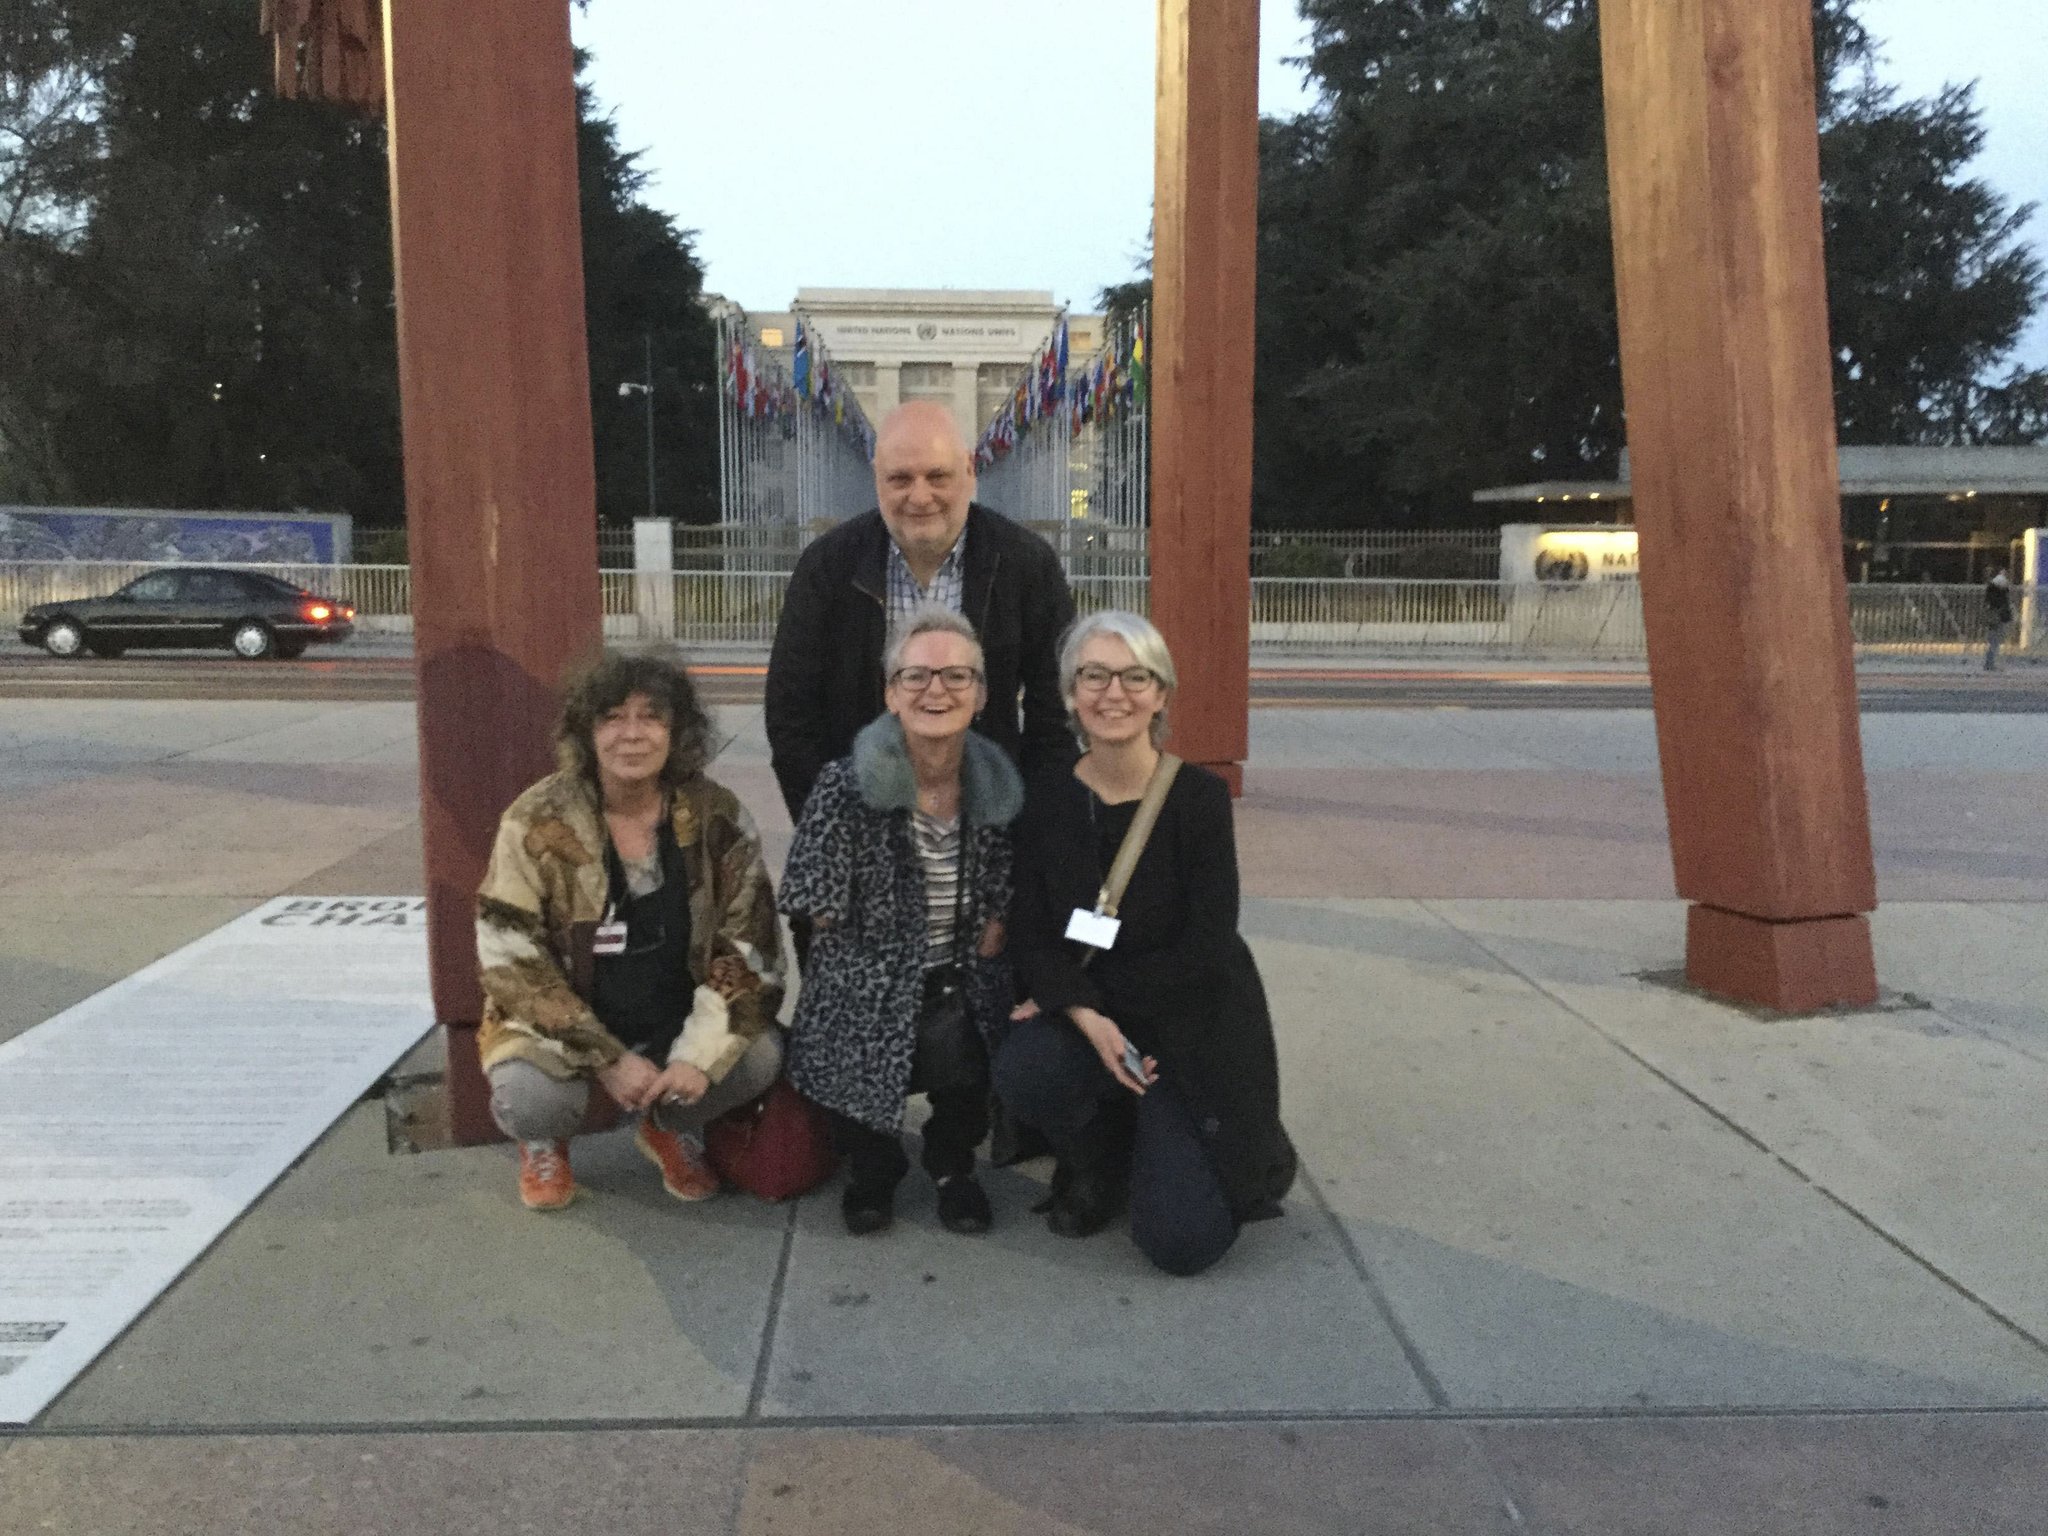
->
[705, 1078, 839, 1202]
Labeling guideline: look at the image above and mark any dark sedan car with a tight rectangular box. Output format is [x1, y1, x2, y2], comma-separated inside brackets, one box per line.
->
[17, 568, 356, 660]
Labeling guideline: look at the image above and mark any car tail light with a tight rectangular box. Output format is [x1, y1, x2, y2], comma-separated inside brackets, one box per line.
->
[341, 605, 356, 619]
[303, 602, 333, 621]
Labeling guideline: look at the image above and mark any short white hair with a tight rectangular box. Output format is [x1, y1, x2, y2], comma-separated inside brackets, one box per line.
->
[1059, 609, 1177, 746]
[884, 603, 984, 680]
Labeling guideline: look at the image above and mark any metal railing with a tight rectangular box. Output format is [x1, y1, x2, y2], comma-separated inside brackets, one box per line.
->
[1251, 529, 1501, 580]
[2, 561, 2036, 661]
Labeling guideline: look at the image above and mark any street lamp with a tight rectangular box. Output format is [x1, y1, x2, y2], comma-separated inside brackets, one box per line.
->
[618, 330, 656, 520]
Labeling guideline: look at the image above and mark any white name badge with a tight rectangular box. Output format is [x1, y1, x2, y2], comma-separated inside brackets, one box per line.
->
[592, 919, 628, 956]
[1065, 909, 1122, 949]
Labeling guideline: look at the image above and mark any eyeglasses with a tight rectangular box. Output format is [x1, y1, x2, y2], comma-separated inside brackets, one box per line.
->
[890, 665, 983, 693]
[1073, 664, 1160, 694]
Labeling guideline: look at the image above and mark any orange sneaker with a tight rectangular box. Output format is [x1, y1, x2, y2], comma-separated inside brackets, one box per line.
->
[636, 1117, 720, 1202]
[517, 1139, 577, 1210]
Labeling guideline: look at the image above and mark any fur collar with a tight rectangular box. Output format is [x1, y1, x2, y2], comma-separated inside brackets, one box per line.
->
[851, 715, 1024, 827]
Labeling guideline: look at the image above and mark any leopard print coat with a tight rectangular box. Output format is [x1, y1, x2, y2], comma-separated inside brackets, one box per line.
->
[780, 715, 1022, 1131]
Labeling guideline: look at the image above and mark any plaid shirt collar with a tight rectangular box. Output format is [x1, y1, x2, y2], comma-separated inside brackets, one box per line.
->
[885, 525, 968, 625]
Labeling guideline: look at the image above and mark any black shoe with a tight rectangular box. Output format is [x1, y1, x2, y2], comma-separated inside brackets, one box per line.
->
[842, 1180, 895, 1236]
[935, 1174, 993, 1235]
[1046, 1161, 1122, 1238]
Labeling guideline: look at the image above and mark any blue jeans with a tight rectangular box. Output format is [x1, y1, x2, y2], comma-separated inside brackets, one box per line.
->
[993, 1014, 1238, 1277]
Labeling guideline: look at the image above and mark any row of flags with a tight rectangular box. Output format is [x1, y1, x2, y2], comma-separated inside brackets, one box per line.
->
[722, 318, 878, 459]
[973, 313, 1148, 470]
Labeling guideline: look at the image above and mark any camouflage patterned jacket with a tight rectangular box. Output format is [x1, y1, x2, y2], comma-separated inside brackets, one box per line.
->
[475, 769, 785, 1083]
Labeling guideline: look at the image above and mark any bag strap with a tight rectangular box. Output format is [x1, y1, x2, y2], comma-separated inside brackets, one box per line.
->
[1095, 754, 1182, 919]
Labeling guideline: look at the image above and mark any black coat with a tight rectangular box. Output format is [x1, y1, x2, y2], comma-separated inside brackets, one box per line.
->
[1009, 762, 1298, 1220]
[765, 503, 1077, 822]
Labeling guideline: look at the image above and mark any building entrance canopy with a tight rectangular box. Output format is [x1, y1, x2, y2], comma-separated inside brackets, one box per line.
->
[1474, 445, 2048, 507]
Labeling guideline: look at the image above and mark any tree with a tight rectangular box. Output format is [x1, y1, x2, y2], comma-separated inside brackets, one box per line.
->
[1821, 79, 2048, 445]
[577, 73, 721, 526]
[1258, 0, 1621, 527]
[1107, 0, 2047, 528]
[0, 4, 718, 527]
[0, 0, 115, 497]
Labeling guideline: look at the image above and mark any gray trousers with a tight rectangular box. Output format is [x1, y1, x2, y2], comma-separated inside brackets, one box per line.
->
[1987, 620, 2010, 670]
[489, 1027, 784, 1143]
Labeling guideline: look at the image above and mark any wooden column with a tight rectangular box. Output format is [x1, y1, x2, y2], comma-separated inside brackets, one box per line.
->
[384, 0, 604, 1139]
[1151, 0, 1260, 793]
[1600, 0, 1879, 1009]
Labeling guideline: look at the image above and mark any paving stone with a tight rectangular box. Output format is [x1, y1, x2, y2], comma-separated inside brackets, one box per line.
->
[759, 1164, 1431, 1417]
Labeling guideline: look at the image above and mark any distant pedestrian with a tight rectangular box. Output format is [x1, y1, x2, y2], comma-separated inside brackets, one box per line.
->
[1985, 566, 2014, 671]
[475, 649, 786, 1211]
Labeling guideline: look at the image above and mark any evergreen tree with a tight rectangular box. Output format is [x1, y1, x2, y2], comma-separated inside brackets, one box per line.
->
[577, 74, 721, 526]
[1108, 0, 2047, 527]
[0, 2, 718, 527]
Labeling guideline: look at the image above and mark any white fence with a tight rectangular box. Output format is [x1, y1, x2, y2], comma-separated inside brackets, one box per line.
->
[1, 561, 2038, 661]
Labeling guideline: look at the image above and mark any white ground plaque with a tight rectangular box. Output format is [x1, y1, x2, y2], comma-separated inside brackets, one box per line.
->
[0, 897, 434, 1424]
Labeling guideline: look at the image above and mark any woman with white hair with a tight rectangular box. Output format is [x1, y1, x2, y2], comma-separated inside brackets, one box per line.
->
[780, 605, 1023, 1237]
[995, 610, 1296, 1275]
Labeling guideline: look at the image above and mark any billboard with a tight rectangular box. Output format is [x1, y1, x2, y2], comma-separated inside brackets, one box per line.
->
[0, 506, 350, 564]
[1500, 524, 1639, 585]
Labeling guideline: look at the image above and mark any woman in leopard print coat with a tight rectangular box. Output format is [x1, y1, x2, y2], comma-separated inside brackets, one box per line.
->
[780, 608, 1023, 1236]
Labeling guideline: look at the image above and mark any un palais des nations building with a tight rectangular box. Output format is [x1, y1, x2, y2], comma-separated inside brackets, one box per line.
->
[724, 289, 1105, 445]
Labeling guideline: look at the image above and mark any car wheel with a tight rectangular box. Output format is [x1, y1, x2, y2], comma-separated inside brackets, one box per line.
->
[230, 621, 276, 660]
[42, 619, 86, 658]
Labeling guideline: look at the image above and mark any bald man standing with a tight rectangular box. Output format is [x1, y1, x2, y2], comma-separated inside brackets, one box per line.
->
[766, 401, 1077, 823]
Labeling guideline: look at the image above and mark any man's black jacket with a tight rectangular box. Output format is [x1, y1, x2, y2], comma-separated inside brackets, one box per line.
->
[765, 503, 1078, 822]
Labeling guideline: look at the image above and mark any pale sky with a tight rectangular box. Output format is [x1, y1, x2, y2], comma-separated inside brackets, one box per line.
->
[575, 0, 2047, 369]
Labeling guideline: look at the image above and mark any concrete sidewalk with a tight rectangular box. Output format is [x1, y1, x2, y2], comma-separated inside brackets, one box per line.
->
[2, 699, 2044, 1532]
[325, 630, 2048, 675]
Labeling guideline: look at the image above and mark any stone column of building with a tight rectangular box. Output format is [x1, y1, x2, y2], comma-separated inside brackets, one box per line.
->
[951, 369, 980, 448]
[1600, 0, 1879, 1009]
[1149, 0, 1259, 793]
[877, 363, 904, 421]
[384, 0, 605, 1140]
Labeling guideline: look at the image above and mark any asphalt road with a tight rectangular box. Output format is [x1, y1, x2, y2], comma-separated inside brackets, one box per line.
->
[3, 647, 2045, 711]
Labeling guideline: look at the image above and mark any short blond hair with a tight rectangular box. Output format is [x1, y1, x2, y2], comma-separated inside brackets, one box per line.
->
[1059, 609, 1176, 746]
[884, 604, 984, 679]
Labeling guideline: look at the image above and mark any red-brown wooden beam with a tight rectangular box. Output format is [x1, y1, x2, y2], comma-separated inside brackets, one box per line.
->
[1600, 0, 1879, 1010]
[384, 0, 604, 1140]
[1150, 0, 1259, 794]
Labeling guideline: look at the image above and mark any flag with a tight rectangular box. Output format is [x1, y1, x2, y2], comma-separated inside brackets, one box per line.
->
[793, 322, 811, 400]
[1130, 322, 1147, 405]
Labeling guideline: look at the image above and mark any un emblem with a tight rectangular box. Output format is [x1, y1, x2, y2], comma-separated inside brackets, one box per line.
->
[1534, 549, 1590, 582]
[916, 322, 939, 341]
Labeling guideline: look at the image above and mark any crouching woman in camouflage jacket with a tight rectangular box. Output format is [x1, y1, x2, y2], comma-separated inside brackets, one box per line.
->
[475, 650, 786, 1211]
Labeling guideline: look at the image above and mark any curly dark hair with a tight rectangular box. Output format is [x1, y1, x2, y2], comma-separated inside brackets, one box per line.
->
[554, 648, 715, 789]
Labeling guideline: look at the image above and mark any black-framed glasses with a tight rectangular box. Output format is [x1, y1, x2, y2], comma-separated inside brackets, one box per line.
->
[1073, 663, 1160, 694]
[890, 665, 983, 693]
